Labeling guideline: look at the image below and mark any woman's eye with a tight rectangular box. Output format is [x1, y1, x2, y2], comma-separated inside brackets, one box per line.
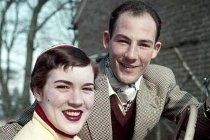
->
[83, 87, 94, 91]
[56, 85, 70, 92]
[56, 85, 69, 89]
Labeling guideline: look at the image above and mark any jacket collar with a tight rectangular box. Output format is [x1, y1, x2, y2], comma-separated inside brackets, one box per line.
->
[86, 57, 161, 140]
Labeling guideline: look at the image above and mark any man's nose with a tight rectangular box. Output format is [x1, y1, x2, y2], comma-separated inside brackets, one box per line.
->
[124, 44, 137, 61]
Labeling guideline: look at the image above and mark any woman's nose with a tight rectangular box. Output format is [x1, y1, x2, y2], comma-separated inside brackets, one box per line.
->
[67, 89, 83, 107]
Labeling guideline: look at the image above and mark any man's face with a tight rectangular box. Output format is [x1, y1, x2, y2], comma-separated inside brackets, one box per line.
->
[103, 12, 161, 84]
[35, 65, 95, 135]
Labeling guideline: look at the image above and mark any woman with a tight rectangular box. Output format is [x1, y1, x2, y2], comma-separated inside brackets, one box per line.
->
[13, 44, 98, 140]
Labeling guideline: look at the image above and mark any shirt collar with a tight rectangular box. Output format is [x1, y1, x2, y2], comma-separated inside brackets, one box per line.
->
[106, 76, 143, 99]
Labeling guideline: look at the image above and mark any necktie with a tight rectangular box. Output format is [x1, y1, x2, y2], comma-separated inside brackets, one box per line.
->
[123, 100, 132, 113]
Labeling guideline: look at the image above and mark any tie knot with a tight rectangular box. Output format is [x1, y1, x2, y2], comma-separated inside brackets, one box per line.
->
[123, 100, 132, 113]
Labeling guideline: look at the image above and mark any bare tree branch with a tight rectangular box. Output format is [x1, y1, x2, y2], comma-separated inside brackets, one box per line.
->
[26, 0, 33, 10]
[36, 1, 71, 31]
[22, 0, 48, 107]
[4, 1, 20, 86]
[0, 0, 14, 118]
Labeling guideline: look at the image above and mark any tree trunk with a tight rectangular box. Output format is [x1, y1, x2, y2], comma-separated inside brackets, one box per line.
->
[21, 0, 48, 108]
[0, 0, 14, 118]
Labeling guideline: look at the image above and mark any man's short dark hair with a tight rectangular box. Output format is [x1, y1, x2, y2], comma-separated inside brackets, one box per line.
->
[109, 0, 162, 42]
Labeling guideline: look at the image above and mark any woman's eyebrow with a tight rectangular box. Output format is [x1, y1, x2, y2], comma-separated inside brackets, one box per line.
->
[54, 80, 72, 85]
[55, 80, 94, 86]
[83, 83, 94, 86]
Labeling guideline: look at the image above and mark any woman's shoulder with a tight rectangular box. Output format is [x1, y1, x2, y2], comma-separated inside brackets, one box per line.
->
[13, 121, 34, 140]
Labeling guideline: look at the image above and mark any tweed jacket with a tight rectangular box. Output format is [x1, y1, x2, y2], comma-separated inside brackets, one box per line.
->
[0, 57, 209, 140]
[78, 59, 200, 140]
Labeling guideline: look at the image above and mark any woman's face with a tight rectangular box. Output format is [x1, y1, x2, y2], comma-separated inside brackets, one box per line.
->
[35, 65, 95, 135]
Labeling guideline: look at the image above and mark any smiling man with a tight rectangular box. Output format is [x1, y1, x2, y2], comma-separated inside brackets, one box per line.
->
[103, 12, 161, 84]
[77, 1, 210, 140]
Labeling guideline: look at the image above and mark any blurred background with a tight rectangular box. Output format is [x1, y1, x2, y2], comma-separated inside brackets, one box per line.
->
[0, 0, 210, 139]
[0, 0, 81, 122]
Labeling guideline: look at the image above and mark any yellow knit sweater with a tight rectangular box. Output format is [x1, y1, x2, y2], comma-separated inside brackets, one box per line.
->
[13, 112, 81, 140]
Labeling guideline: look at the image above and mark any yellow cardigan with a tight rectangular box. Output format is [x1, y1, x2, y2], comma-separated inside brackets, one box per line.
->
[13, 111, 81, 140]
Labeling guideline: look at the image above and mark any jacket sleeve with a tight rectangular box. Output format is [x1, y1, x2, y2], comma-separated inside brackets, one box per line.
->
[145, 64, 200, 121]
[17, 100, 37, 126]
[154, 66, 210, 139]
[0, 101, 36, 140]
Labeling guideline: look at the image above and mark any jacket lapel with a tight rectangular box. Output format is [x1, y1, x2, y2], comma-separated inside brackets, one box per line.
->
[87, 60, 113, 140]
[132, 77, 162, 140]
[83, 57, 162, 140]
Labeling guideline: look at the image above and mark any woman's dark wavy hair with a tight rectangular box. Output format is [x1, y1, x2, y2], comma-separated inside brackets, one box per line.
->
[30, 44, 98, 92]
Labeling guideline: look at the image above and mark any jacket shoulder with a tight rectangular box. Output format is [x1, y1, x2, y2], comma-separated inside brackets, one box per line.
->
[0, 122, 22, 140]
[144, 64, 176, 84]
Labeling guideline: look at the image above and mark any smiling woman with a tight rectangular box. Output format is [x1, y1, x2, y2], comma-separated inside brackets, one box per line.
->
[13, 44, 99, 140]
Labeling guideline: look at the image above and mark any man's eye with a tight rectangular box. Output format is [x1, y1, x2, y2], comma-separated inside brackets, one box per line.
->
[115, 38, 128, 44]
[118, 40, 128, 44]
[140, 44, 151, 48]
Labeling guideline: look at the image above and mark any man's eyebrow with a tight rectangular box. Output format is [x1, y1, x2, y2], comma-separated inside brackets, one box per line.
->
[115, 34, 154, 44]
[139, 39, 153, 44]
[115, 34, 130, 40]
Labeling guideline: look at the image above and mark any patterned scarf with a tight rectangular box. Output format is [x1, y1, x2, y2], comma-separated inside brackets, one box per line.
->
[104, 55, 139, 108]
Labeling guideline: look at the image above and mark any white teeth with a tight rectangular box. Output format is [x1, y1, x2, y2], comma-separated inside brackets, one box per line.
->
[65, 111, 80, 116]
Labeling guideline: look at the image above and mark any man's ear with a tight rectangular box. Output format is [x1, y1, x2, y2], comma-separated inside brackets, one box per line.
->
[152, 41, 161, 59]
[33, 87, 43, 102]
[103, 30, 110, 49]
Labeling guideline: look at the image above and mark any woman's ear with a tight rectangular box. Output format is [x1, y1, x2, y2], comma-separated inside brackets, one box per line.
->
[33, 87, 43, 102]
[103, 30, 110, 49]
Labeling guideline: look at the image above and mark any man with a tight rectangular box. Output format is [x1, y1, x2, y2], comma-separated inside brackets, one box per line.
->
[78, 1, 210, 140]
[1, 1, 210, 140]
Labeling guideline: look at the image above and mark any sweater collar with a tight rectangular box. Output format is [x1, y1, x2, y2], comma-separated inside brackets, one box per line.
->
[35, 104, 75, 138]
